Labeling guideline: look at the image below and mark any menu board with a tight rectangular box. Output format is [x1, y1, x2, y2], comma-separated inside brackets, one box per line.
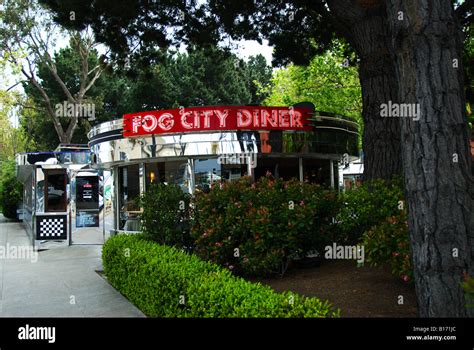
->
[76, 210, 99, 228]
[76, 176, 99, 210]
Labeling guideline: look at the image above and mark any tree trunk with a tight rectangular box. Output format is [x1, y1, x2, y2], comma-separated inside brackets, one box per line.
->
[64, 115, 79, 145]
[385, 0, 474, 317]
[357, 18, 402, 181]
[327, 0, 402, 180]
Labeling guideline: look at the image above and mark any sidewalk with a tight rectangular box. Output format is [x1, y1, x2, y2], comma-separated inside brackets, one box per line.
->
[0, 215, 145, 317]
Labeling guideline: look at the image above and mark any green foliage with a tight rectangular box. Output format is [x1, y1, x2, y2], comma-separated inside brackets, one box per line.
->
[139, 183, 192, 249]
[262, 40, 361, 125]
[120, 48, 271, 109]
[461, 275, 474, 308]
[102, 234, 340, 317]
[39, 0, 335, 67]
[191, 176, 340, 276]
[243, 54, 273, 104]
[168, 48, 251, 106]
[0, 160, 22, 219]
[335, 177, 404, 244]
[0, 91, 30, 158]
[361, 210, 413, 283]
[462, 22, 473, 124]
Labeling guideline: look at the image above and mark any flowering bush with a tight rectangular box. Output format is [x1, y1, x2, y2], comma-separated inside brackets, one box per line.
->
[335, 177, 404, 244]
[191, 175, 340, 276]
[361, 210, 413, 283]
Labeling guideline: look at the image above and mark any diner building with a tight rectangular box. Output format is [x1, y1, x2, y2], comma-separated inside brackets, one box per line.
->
[87, 103, 359, 233]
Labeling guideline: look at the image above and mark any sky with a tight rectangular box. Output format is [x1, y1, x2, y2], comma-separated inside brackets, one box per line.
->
[225, 39, 274, 63]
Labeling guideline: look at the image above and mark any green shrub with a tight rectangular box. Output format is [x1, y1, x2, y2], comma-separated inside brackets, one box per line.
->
[191, 176, 340, 276]
[461, 274, 474, 309]
[361, 210, 413, 283]
[335, 177, 404, 244]
[0, 160, 22, 219]
[102, 234, 340, 317]
[139, 183, 192, 249]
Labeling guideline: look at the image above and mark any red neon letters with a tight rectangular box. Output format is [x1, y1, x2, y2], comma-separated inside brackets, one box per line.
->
[123, 106, 312, 137]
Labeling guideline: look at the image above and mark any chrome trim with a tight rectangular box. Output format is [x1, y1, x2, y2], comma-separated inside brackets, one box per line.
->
[87, 117, 360, 168]
[88, 119, 123, 139]
[315, 126, 361, 135]
[89, 131, 359, 168]
[310, 115, 360, 128]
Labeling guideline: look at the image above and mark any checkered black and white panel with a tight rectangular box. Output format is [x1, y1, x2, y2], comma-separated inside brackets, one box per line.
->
[36, 215, 67, 240]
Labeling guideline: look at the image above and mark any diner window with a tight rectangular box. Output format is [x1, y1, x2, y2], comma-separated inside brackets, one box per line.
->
[145, 162, 165, 187]
[145, 160, 189, 192]
[221, 164, 246, 182]
[303, 158, 331, 186]
[45, 169, 67, 212]
[194, 159, 221, 192]
[118, 165, 140, 230]
[163, 161, 189, 188]
[276, 158, 299, 181]
[254, 157, 299, 181]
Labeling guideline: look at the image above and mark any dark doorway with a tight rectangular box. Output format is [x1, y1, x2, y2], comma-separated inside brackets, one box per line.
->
[44, 169, 67, 212]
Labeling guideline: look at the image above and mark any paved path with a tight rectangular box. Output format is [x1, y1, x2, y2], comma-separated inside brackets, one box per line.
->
[0, 215, 145, 317]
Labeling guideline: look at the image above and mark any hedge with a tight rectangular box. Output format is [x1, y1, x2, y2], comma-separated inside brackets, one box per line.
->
[139, 183, 192, 248]
[102, 234, 340, 318]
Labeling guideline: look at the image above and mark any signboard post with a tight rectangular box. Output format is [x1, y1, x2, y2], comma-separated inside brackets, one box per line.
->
[75, 175, 100, 228]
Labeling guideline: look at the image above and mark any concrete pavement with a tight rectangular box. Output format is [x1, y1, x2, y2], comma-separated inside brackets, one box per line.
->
[0, 215, 145, 317]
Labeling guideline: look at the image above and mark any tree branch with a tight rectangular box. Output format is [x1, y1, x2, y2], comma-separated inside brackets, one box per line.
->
[29, 31, 76, 103]
[6, 81, 25, 92]
[65, 115, 78, 142]
[83, 65, 104, 95]
[20, 65, 66, 142]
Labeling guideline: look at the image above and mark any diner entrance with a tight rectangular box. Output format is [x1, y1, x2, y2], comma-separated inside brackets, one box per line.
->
[70, 170, 105, 244]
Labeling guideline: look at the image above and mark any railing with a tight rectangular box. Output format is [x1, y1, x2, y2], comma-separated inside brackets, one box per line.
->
[87, 119, 124, 139]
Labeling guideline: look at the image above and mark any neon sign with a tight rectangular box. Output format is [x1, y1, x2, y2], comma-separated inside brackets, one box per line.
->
[123, 106, 312, 137]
